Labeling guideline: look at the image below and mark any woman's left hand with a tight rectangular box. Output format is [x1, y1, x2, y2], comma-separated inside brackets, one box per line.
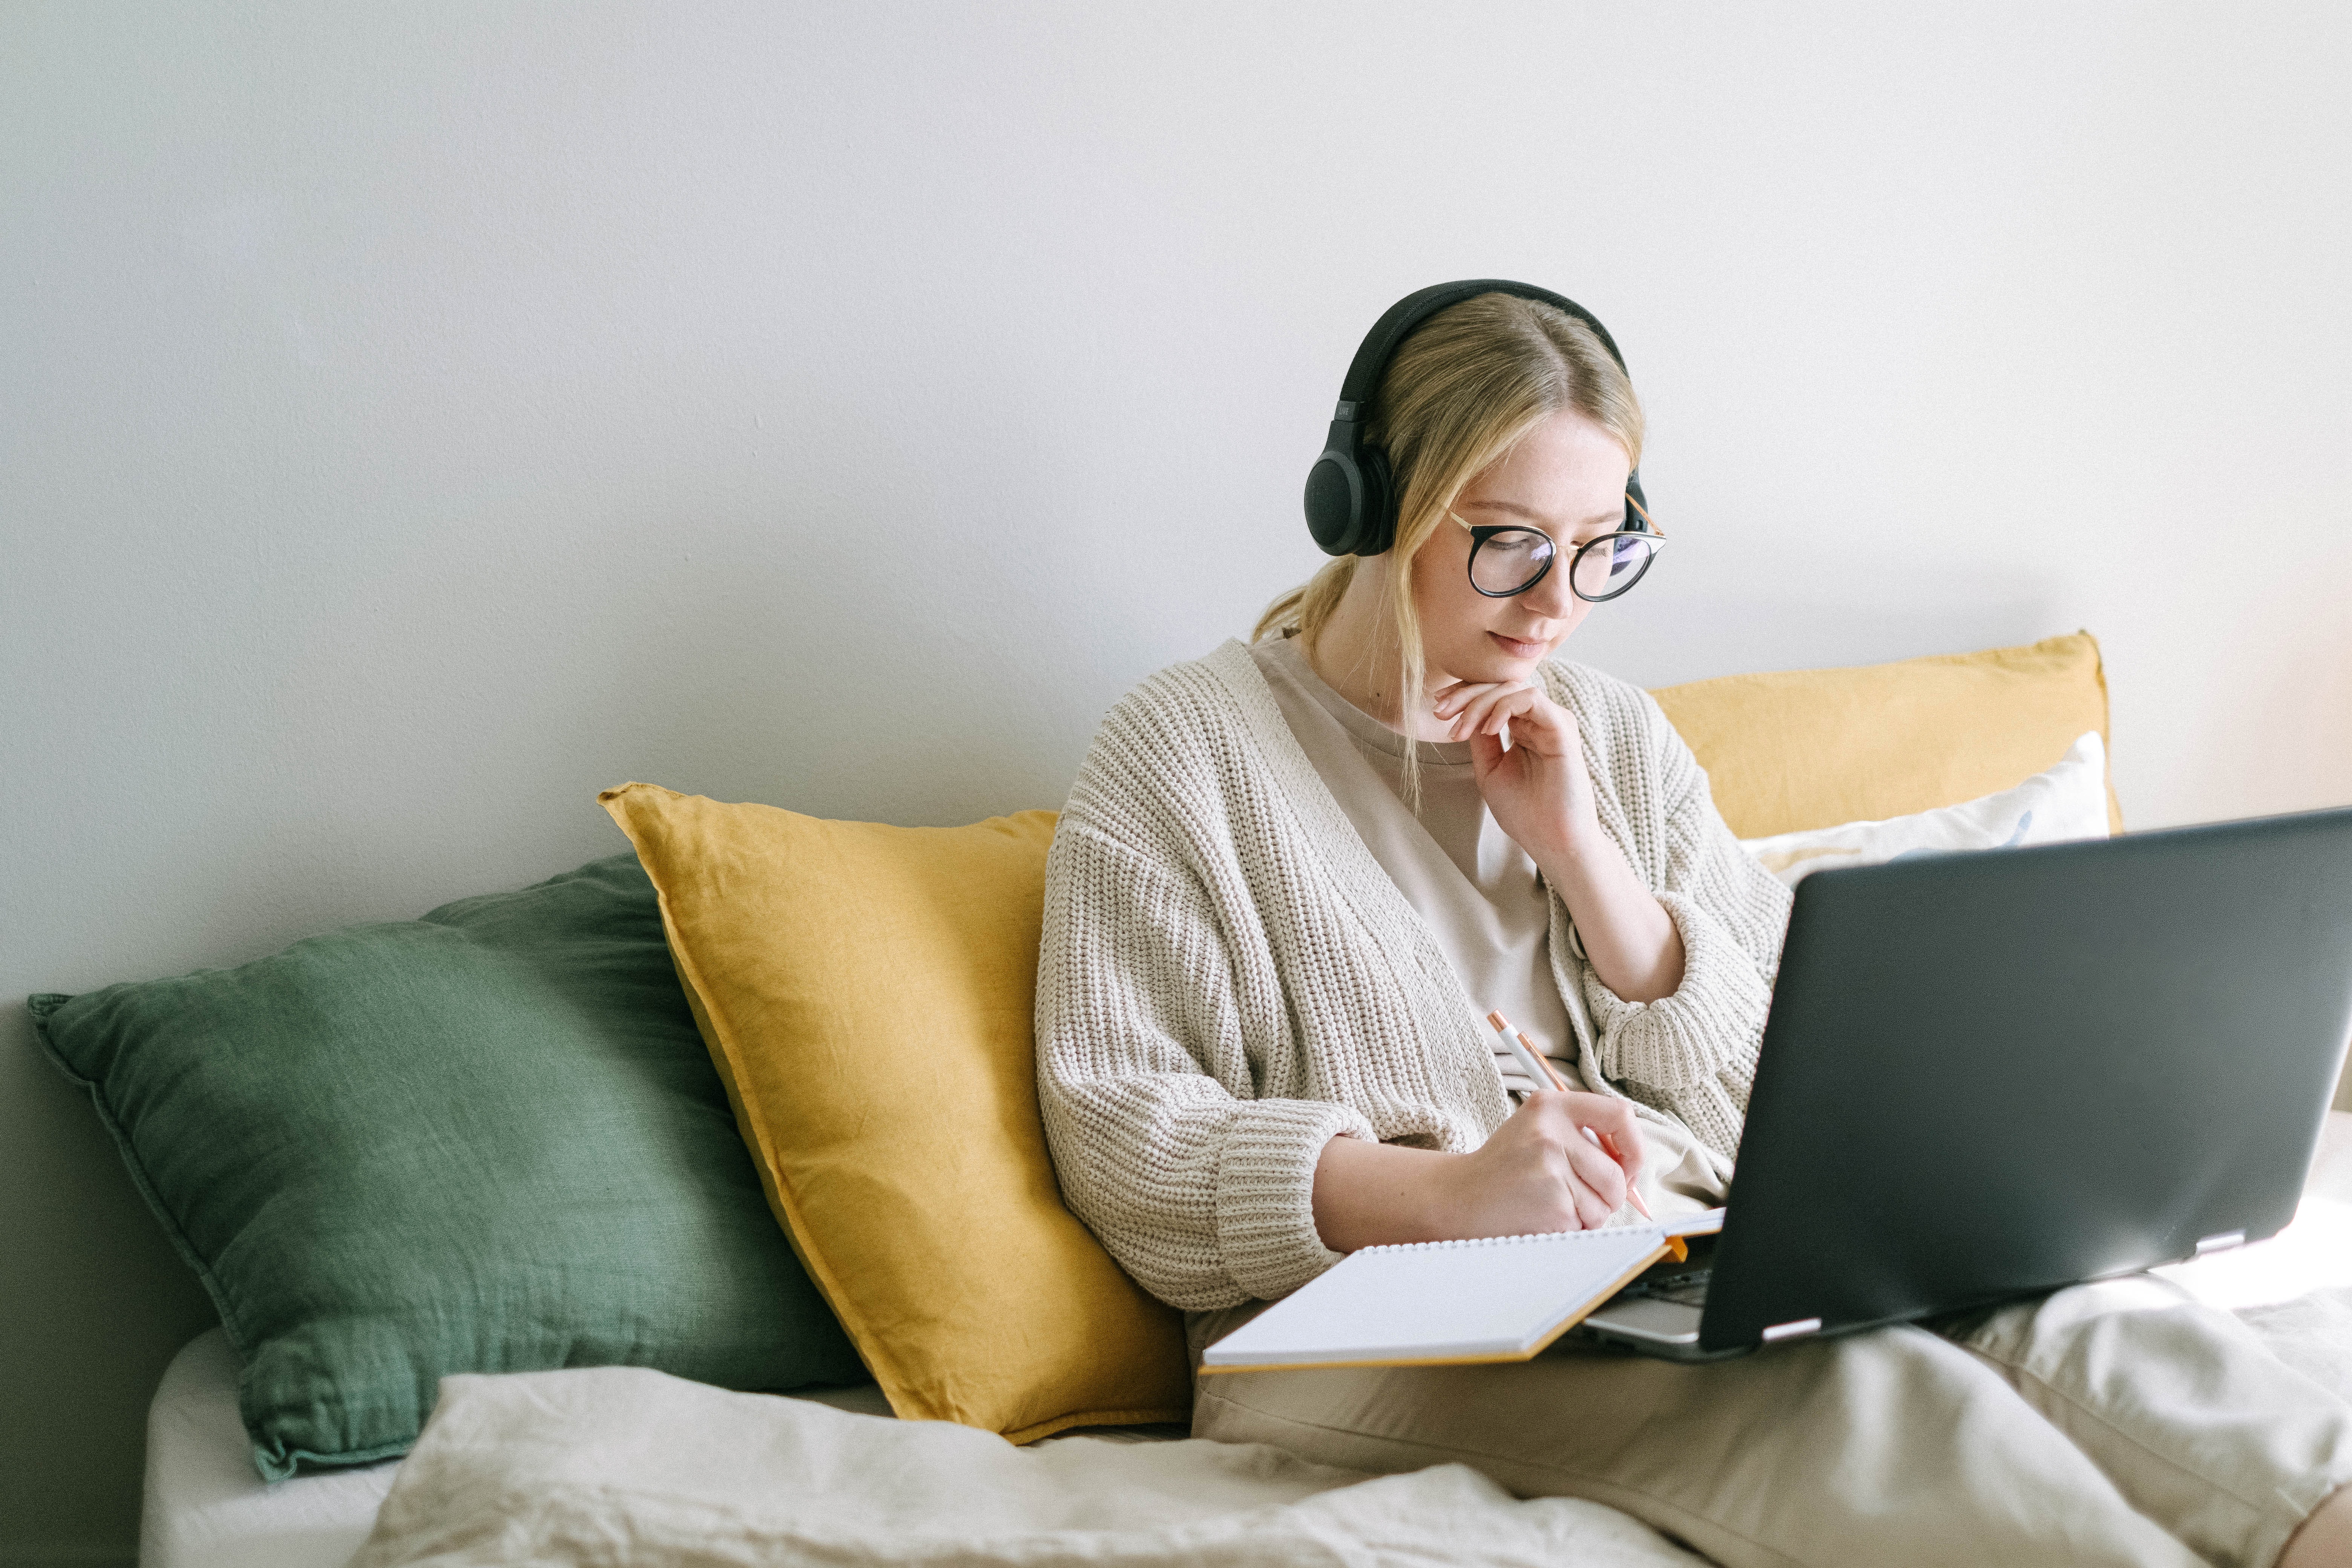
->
[1432, 677, 1598, 862]
[1435, 675, 1687, 1003]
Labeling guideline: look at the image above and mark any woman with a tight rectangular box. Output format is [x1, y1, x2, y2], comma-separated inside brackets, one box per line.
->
[1034, 284, 2352, 1567]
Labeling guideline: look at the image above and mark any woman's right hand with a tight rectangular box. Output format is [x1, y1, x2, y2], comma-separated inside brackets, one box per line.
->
[1310, 1090, 1646, 1252]
[1436, 1089, 1645, 1236]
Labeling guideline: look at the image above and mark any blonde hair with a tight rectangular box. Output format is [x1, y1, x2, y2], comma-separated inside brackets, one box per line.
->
[1253, 294, 1645, 761]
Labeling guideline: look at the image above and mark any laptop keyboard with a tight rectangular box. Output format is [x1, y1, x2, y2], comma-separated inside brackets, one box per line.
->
[1628, 1267, 1713, 1308]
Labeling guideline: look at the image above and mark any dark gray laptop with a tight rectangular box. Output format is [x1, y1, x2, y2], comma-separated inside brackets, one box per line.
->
[1580, 804, 2352, 1360]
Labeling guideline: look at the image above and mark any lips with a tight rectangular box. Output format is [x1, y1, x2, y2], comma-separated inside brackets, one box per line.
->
[1487, 631, 1549, 659]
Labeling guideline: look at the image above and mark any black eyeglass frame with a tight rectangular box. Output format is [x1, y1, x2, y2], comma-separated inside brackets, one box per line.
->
[1462, 505, 1668, 603]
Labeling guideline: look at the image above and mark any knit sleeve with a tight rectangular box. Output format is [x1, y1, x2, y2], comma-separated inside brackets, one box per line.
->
[1574, 692, 1793, 1160]
[1035, 818, 1375, 1311]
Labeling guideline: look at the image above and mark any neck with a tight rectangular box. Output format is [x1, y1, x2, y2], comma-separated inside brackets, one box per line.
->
[1302, 561, 1450, 742]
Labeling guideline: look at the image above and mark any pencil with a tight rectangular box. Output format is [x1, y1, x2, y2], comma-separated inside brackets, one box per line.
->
[1487, 1008, 1652, 1220]
[1486, 1009, 1561, 1093]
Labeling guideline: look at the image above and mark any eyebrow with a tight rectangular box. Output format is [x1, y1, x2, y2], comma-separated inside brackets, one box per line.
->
[1455, 499, 1623, 535]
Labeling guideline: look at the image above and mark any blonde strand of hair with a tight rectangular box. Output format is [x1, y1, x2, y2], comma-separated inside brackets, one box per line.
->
[1251, 556, 1355, 645]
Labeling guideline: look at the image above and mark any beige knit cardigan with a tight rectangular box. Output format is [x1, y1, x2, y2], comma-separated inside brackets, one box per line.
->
[1034, 638, 1794, 1311]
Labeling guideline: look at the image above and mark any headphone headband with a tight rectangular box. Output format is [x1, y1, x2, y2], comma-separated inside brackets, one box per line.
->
[1332, 279, 1629, 416]
[1305, 278, 1645, 559]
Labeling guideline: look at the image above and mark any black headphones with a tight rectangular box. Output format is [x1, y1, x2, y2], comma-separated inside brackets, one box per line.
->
[1303, 279, 1651, 559]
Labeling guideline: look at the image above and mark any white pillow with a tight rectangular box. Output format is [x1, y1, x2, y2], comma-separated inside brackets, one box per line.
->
[1739, 731, 2111, 888]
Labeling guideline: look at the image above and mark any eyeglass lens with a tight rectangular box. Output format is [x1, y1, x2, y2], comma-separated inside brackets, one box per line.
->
[1569, 532, 1658, 602]
[1469, 527, 1659, 601]
[1467, 528, 1553, 596]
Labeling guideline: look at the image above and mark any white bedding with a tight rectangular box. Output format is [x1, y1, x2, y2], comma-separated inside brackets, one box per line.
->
[141, 1334, 906, 1568]
[142, 1331, 398, 1568]
[145, 1112, 2352, 1568]
[352, 1367, 1713, 1568]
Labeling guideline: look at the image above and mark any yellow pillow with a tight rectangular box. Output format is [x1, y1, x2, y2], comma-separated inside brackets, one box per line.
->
[1649, 631, 2124, 839]
[598, 784, 1191, 1442]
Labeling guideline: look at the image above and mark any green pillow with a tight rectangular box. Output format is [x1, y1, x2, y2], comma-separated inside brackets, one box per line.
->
[31, 853, 864, 1480]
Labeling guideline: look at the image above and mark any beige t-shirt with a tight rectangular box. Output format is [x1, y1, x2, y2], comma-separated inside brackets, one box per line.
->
[1247, 632, 1728, 1217]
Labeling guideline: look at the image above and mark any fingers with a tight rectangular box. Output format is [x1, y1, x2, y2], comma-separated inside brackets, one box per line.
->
[1546, 1162, 1596, 1233]
[1432, 680, 1538, 743]
[1492, 1090, 1645, 1231]
[1535, 1093, 1642, 1222]
[1560, 1127, 1630, 1218]
[1432, 679, 1531, 718]
[1585, 1100, 1645, 1188]
[1557, 1153, 1616, 1230]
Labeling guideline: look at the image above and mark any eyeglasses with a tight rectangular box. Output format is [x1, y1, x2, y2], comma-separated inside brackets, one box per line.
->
[1461, 501, 1666, 602]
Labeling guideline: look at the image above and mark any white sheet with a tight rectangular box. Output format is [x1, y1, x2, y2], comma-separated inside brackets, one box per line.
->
[141, 1330, 400, 1568]
[140, 1334, 907, 1568]
[347, 1365, 1712, 1568]
[144, 1111, 2352, 1568]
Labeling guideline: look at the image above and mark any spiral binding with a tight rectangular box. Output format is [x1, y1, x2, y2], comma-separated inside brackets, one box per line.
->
[1360, 1227, 1652, 1256]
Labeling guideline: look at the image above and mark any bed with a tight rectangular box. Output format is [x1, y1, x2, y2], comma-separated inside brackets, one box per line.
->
[141, 1110, 2352, 1568]
[83, 635, 2348, 1565]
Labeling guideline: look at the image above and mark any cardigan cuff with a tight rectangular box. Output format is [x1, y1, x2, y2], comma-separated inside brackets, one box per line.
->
[1212, 1098, 1376, 1300]
[1584, 889, 1771, 1094]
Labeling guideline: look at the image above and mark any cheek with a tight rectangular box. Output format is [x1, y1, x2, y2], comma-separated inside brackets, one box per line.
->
[1410, 556, 1489, 644]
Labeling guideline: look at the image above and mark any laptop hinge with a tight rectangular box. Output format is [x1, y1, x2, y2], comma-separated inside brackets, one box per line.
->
[1760, 1317, 1823, 1343]
[2193, 1230, 2247, 1256]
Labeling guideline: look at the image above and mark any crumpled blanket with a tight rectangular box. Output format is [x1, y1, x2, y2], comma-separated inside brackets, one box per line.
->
[2239, 1290, 2352, 1399]
[347, 1366, 1708, 1568]
[350, 1159, 2352, 1568]
[350, 1295, 2352, 1568]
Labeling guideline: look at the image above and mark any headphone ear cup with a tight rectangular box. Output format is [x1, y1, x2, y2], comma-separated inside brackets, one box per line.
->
[1303, 448, 1364, 556]
[1354, 445, 1396, 556]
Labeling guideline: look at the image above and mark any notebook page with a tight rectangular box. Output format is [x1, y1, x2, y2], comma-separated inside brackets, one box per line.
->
[1202, 1227, 1666, 1370]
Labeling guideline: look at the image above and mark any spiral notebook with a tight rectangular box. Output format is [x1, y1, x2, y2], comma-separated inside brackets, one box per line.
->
[1199, 1211, 1724, 1374]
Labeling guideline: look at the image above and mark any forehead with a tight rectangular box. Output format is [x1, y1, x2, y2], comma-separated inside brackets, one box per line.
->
[1456, 411, 1631, 530]
[1473, 411, 1629, 484]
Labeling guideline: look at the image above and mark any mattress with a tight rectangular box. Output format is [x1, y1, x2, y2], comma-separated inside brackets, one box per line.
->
[140, 1332, 913, 1568]
[141, 1330, 396, 1568]
[142, 1110, 2352, 1568]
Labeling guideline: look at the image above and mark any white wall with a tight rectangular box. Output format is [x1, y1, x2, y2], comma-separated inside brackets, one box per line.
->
[6, 4, 2349, 1559]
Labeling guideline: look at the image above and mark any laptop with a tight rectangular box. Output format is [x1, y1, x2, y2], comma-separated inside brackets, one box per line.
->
[1579, 803, 2352, 1360]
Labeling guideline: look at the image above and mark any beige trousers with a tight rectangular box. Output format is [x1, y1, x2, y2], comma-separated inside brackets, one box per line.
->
[1190, 1276, 2352, 1568]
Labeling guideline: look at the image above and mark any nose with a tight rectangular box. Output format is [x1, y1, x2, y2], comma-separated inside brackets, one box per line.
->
[1521, 550, 1580, 620]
